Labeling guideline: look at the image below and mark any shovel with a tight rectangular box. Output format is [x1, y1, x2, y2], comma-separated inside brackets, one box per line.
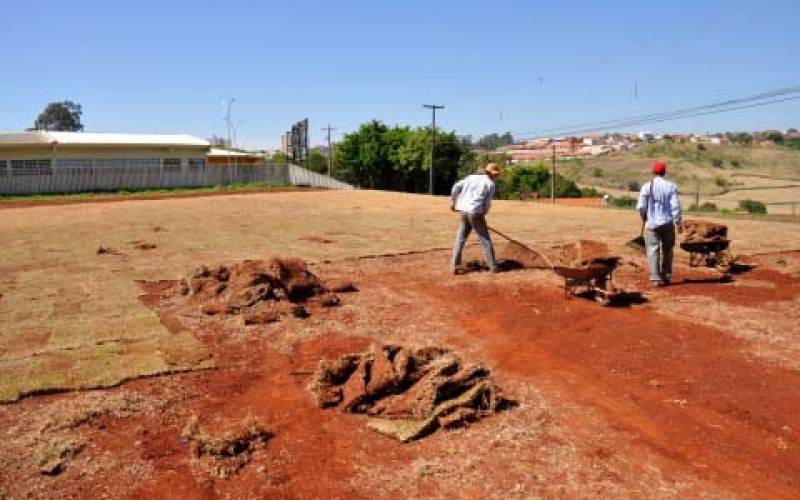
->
[626, 221, 646, 251]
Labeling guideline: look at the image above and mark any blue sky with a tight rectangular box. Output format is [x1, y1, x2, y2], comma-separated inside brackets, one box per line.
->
[3, 1, 799, 149]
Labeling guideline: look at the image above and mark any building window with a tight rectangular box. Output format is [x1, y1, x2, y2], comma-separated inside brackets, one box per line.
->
[93, 159, 128, 172]
[129, 158, 161, 169]
[162, 158, 181, 172]
[0, 159, 7, 176]
[10, 159, 52, 176]
[188, 158, 206, 171]
[57, 159, 93, 170]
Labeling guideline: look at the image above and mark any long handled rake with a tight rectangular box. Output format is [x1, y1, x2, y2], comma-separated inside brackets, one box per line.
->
[488, 226, 554, 270]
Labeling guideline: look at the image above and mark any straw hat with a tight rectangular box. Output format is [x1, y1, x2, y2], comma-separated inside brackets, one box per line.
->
[484, 163, 501, 175]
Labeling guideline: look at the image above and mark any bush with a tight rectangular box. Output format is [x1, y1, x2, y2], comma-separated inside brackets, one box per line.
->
[689, 202, 718, 212]
[627, 181, 641, 192]
[611, 196, 637, 208]
[738, 199, 767, 214]
[579, 186, 603, 198]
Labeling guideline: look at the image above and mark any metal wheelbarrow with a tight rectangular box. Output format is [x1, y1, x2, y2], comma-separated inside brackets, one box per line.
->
[553, 259, 619, 306]
[679, 238, 732, 274]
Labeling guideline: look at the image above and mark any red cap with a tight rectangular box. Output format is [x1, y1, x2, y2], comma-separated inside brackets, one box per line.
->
[652, 161, 667, 174]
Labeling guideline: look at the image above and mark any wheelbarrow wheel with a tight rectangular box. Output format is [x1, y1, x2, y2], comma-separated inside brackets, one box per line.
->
[594, 291, 611, 306]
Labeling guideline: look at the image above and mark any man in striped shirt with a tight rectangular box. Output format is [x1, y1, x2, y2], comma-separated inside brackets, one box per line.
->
[450, 163, 502, 274]
[636, 160, 684, 287]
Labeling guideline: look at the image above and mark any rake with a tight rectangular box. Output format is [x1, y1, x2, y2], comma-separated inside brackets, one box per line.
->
[488, 226, 554, 270]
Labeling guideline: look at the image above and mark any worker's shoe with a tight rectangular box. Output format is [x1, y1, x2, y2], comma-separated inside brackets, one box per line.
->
[490, 266, 501, 274]
[453, 267, 465, 276]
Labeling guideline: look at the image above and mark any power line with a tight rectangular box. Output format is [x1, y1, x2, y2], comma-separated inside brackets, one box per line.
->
[514, 84, 800, 140]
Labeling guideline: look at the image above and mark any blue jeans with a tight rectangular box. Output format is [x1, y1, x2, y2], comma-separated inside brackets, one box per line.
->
[452, 212, 497, 270]
[645, 223, 676, 283]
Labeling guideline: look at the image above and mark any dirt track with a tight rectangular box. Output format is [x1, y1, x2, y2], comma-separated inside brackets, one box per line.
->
[0, 191, 798, 499]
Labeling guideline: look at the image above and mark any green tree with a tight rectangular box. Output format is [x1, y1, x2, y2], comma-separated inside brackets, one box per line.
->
[270, 152, 290, 165]
[307, 149, 329, 174]
[495, 164, 581, 200]
[335, 120, 393, 189]
[31, 101, 84, 131]
[334, 121, 469, 193]
[475, 132, 514, 150]
[763, 130, 785, 144]
[728, 132, 752, 146]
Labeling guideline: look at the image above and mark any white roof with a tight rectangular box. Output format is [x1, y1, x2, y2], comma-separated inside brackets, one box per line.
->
[45, 131, 210, 147]
[208, 147, 259, 157]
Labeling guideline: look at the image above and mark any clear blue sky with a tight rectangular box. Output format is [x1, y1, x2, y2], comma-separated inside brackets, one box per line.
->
[3, 1, 799, 149]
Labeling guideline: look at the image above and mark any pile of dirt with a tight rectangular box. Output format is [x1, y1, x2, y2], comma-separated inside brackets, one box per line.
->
[683, 219, 729, 242]
[551, 239, 618, 267]
[499, 241, 552, 269]
[178, 257, 342, 323]
[311, 345, 506, 442]
[181, 415, 273, 479]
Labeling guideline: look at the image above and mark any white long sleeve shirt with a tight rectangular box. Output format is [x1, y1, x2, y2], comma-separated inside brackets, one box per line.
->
[451, 174, 496, 215]
[636, 176, 683, 230]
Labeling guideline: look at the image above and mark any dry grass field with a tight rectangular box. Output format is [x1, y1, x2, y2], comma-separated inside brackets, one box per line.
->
[0, 189, 798, 499]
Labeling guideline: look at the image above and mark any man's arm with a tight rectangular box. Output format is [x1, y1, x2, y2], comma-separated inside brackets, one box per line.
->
[670, 185, 683, 230]
[635, 183, 649, 221]
[450, 179, 464, 211]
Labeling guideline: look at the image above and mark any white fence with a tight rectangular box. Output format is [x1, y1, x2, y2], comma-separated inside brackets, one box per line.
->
[0, 163, 353, 195]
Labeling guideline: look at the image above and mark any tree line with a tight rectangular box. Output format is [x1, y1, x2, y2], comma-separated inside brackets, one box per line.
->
[19, 101, 633, 199]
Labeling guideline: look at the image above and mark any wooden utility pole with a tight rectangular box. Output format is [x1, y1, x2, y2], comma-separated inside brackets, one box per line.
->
[551, 145, 556, 204]
[423, 104, 445, 195]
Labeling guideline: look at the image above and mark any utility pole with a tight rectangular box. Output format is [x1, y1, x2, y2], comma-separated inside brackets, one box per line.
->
[223, 95, 236, 183]
[423, 104, 444, 195]
[321, 125, 337, 177]
[551, 144, 556, 204]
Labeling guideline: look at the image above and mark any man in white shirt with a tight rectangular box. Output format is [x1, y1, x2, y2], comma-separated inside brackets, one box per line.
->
[450, 163, 502, 274]
[636, 160, 684, 287]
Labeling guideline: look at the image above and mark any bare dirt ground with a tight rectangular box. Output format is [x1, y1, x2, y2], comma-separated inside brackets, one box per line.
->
[0, 190, 798, 499]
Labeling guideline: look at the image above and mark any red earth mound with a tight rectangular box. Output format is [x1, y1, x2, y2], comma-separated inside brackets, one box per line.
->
[178, 257, 341, 323]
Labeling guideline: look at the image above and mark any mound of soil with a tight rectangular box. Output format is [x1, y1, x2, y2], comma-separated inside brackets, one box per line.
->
[683, 219, 728, 242]
[178, 257, 341, 323]
[311, 345, 506, 442]
[551, 239, 618, 267]
[180, 415, 273, 479]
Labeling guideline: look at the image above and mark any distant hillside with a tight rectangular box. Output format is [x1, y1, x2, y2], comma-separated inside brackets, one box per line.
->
[553, 143, 800, 214]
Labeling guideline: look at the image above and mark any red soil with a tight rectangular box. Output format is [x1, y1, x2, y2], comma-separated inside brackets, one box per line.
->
[1, 245, 799, 499]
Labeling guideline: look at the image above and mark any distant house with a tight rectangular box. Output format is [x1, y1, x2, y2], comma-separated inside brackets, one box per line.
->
[0, 131, 211, 176]
[638, 131, 655, 142]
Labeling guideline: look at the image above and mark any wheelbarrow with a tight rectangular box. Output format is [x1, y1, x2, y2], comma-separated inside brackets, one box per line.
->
[679, 238, 732, 274]
[553, 258, 619, 306]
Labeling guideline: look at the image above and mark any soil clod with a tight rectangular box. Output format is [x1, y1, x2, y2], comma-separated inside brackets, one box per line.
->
[312, 345, 507, 442]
